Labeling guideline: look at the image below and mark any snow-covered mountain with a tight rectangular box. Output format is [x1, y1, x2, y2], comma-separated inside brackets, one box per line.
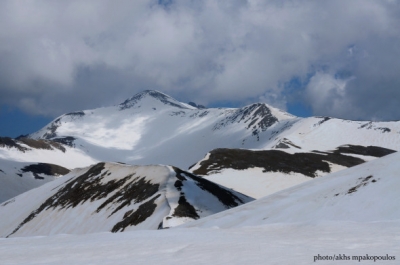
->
[1, 90, 400, 264]
[26, 90, 400, 169]
[2, 90, 399, 171]
[190, 145, 395, 198]
[27, 90, 295, 168]
[0, 158, 69, 203]
[0, 162, 252, 238]
[182, 150, 400, 228]
[2, 90, 400, 200]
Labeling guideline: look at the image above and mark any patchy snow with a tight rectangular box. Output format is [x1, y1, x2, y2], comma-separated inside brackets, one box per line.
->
[0, 163, 252, 238]
[183, 151, 400, 228]
[0, 144, 97, 169]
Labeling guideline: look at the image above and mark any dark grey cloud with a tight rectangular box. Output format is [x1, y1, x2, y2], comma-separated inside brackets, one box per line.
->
[0, 0, 400, 120]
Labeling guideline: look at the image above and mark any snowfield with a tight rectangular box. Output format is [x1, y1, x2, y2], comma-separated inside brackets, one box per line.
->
[0, 221, 398, 265]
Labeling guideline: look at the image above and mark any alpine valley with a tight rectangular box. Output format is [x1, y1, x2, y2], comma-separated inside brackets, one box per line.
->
[0, 90, 399, 264]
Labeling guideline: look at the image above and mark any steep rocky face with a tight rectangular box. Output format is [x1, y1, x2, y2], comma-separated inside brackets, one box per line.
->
[0, 162, 253, 238]
[213, 103, 278, 135]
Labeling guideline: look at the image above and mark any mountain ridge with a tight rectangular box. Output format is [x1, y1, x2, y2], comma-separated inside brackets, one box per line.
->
[0, 162, 253, 237]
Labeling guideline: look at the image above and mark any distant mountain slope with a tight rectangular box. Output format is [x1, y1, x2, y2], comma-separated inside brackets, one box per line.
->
[0, 162, 252, 238]
[0, 158, 70, 203]
[2, 90, 400, 201]
[0, 90, 396, 172]
[182, 151, 400, 229]
[190, 145, 395, 198]
[27, 90, 295, 168]
[0, 137, 97, 169]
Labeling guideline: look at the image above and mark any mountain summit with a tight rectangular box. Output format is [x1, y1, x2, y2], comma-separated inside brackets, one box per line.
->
[119, 90, 196, 110]
[26, 90, 294, 168]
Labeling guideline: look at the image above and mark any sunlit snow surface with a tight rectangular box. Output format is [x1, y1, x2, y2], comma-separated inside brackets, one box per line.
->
[0, 221, 398, 265]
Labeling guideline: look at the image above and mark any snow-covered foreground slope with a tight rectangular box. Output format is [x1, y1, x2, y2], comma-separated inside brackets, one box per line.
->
[0, 221, 398, 265]
[0, 162, 252, 238]
[0, 158, 70, 203]
[191, 145, 395, 198]
[183, 151, 400, 229]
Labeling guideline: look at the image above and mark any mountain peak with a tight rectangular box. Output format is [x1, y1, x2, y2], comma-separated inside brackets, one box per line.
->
[119, 90, 193, 110]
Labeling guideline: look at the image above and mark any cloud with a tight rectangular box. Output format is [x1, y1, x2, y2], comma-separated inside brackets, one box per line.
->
[0, 0, 400, 120]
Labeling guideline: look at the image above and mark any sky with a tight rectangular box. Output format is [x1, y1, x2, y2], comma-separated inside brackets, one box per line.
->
[1, 0, 400, 137]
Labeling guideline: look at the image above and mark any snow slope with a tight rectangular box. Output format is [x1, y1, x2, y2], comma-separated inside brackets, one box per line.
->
[0, 162, 252, 238]
[0, 221, 398, 265]
[0, 158, 69, 203]
[182, 151, 400, 229]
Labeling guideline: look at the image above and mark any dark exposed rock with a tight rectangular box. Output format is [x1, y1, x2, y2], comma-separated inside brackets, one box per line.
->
[359, 122, 392, 133]
[111, 194, 160, 232]
[0, 136, 68, 152]
[359, 122, 373, 129]
[120, 90, 187, 110]
[0, 169, 4, 174]
[172, 196, 199, 219]
[52, 137, 76, 147]
[96, 175, 160, 216]
[21, 163, 70, 176]
[170, 111, 186, 117]
[314, 117, 331, 126]
[213, 104, 278, 137]
[333, 145, 395, 158]
[15, 134, 29, 140]
[42, 121, 60, 139]
[1, 198, 15, 207]
[273, 138, 301, 149]
[274, 142, 290, 149]
[347, 175, 376, 194]
[173, 167, 246, 207]
[174, 180, 183, 191]
[193, 148, 365, 178]
[188, 102, 206, 109]
[0, 137, 28, 152]
[65, 111, 85, 117]
[376, 127, 391, 133]
[18, 138, 66, 152]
